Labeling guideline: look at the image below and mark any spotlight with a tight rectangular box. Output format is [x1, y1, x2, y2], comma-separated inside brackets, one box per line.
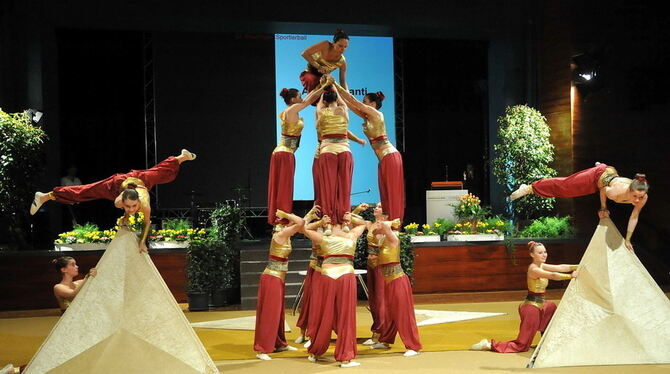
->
[27, 108, 43, 125]
[579, 73, 593, 81]
[571, 53, 601, 96]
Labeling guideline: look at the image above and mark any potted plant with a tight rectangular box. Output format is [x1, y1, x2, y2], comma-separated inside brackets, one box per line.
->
[54, 223, 114, 251]
[149, 218, 206, 249]
[492, 104, 557, 220]
[208, 204, 243, 307]
[1, 109, 46, 250]
[185, 238, 212, 311]
[431, 218, 456, 241]
[447, 194, 504, 241]
[519, 216, 575, 238]
[404, 222, 441, 243]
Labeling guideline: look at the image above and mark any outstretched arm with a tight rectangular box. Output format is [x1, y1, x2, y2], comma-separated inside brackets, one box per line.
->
[529, 266, 578, 281]
[347, 130, 366, 146]
[287, 85, 327, 116]
[542, 264, 579, 273]
[338, 60, 348, 90]
[598, 188, 610, 219]
[301, 41, 329, 74]
[139, 206, 151, 253]
[625, 194, 647, 251]
[334, 82, 369, 114]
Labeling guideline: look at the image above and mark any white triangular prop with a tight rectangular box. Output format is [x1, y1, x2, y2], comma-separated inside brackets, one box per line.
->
[528, 218, 670, 368]
[413, 309, 505, 326]
[191, 316, 292, 332]
[24, 228, 219, 374]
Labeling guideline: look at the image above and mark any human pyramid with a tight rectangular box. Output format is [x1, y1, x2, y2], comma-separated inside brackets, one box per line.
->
[255, 29, 420, 367]
[24, 28, 662, 373]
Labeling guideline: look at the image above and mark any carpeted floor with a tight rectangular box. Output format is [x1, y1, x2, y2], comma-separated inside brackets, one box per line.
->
[2, 298, 670, 373]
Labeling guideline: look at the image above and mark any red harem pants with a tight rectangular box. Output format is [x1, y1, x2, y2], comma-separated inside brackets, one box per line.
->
[253, 273, 288, 353]
[308, 272, 357, 362]
[296, 263, 315, 332]
[378, 151, 405, 221]
[367, 262, 386, 334]
[491, 301, 557, 353]
[316, 151, 353, 224]
[267, 151, 296, 224]
[305, 268, 323, 339]
[531, 164, 609, 198]
[378, 274, 422, 351]
[312, 155, 320, 206]
[52, 157, 181, 204]
[299, 71, 323, 93]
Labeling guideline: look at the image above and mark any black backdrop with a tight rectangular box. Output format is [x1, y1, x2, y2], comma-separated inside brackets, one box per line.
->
[55, 29, 488, 236]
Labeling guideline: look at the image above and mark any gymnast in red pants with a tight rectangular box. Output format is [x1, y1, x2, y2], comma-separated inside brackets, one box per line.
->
[509, 163, 648, 251]
[30, 149, 196, 252]
[470, 241, 578, 353]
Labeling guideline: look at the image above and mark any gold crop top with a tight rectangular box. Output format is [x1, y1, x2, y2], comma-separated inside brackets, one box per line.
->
[367, 230, 380, 256]
[598, 167, 619, 188]
[320, 236, 355, 279]
[263, 238, 292, 279]
[318, 108, 349, 137]
[320, 235, 355, 258]
[274, 113, 304, 154]
[269, 237, 292, 260]
[363, 118, 390, 147]
[119, 177, 150, 208]
[378, 233, 401, 265]
[522, 275, 549, 308]
[318, 108, 350, 154]
[527, 276, 549, 294]
[305, 51, 346, 74]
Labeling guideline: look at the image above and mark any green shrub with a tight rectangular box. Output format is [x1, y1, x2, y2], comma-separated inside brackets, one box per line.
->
[162, 218, 191, 231]
[493, 105, 557, 219]
[519, 216, 574, 238]
[1, 109, 47, 249]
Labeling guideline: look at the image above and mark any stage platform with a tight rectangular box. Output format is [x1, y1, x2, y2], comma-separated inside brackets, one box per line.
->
[0, 238, 590, 311]
[2, 294, 669, 373]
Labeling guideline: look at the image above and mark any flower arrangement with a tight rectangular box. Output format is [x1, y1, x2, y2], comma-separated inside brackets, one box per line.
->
[453, 193, 489, 222]
[116, 212, 145, 232]
[149, 228, 208, 242]
[403, 222, 419, 235]
[431, 218, 456, 238]
[54, 215, 209, 245]
[402, 222, 437, 236]
[55, 223, 116, 244]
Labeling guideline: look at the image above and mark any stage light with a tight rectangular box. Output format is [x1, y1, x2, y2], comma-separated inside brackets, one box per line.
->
[579, 73, 593, 81]
[27, 108, 43, 125]
[571, 53, 601, 96]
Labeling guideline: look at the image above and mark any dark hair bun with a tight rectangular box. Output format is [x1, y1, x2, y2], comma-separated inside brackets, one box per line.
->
[376, 91, 385, 101]
[333, 29, 349, 42]
[279, 88, 289, 98]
